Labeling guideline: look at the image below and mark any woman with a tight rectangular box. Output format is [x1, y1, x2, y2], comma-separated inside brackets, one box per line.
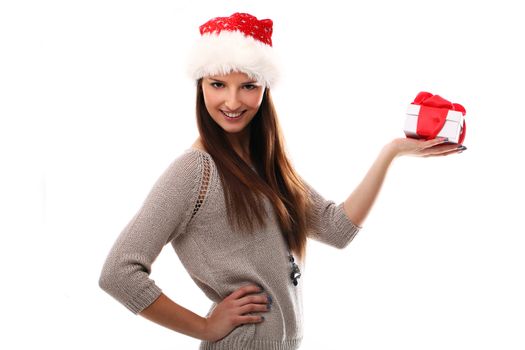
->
[98, 12, 464, 350]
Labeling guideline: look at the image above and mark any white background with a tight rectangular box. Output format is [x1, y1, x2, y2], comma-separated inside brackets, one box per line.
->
[1, 0, 524, 349]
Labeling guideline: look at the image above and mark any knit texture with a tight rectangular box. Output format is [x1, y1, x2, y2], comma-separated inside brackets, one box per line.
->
[98, 148, 361, 349]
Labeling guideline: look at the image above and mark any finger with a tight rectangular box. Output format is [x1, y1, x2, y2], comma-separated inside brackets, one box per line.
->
[421, 137, 449, 149]
[224, 284, 263, 301]
[238, 302, 269, 315]
[234, 314, 265, 325]
[235, 294, 268, 307]
[423, 148, 462, 157]
[425, 143, 460, 154]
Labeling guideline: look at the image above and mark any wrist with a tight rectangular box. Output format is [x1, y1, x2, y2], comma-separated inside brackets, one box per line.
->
[382, 141, 399, 161]
[198, 316, 211, 341]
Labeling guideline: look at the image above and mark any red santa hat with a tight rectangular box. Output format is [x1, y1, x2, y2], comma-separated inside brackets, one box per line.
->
[186, 12, 280, 88]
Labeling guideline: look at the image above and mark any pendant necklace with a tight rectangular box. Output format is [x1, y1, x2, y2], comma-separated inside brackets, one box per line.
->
[288, 250, 301, 286]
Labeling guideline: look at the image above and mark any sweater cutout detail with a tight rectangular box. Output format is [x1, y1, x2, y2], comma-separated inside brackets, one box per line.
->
[191, 153, 211, 221]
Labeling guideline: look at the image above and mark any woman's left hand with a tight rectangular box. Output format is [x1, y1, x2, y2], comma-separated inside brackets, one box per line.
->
[387, 137, 467, 158]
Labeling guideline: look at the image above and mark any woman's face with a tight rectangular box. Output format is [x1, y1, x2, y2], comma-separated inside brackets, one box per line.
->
[201, 71, 265, 136]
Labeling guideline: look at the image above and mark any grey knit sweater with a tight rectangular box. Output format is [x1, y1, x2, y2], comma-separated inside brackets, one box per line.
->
[98, 147, 361, 349]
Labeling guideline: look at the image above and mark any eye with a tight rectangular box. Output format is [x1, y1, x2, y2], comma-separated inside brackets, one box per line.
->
[210, 82, 224, 88]
[243, 84, 258, 90]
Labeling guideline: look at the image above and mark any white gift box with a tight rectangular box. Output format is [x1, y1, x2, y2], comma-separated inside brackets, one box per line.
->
[403, 104, 465, 143]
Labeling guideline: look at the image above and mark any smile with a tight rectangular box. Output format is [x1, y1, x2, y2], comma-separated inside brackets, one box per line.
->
[221, 110, 246, 119]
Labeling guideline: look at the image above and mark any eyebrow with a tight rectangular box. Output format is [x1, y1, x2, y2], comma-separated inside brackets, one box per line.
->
[208, 77, 259, 84]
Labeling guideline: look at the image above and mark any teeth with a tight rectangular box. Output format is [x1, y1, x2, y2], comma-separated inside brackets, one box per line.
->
[223, 111, 243, 118]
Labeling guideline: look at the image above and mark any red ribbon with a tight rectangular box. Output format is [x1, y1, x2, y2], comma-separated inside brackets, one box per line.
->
[411, 91, 467, 144]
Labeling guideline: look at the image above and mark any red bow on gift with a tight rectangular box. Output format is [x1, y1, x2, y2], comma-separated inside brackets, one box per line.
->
[411, 91, 467, 145]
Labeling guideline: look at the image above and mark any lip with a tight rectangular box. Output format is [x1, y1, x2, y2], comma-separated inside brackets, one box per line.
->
[221, 110, 246, 120]
[221, 110, 246, 114]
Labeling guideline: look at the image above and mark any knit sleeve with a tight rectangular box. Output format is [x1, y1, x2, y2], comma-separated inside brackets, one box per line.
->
[303, 180, 361, 249]
[98, 150, 201, 315]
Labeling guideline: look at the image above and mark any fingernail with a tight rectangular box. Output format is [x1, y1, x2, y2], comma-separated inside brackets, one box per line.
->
[267, 295, 273, 304]
[457, 145, 467, 151]
[261, 316, 265, 321]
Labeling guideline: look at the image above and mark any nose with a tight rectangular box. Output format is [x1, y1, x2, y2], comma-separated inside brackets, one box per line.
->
[224, 90, 242, 111]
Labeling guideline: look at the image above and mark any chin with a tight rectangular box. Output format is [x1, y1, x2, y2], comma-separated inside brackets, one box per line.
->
[222, 125, 248, 134]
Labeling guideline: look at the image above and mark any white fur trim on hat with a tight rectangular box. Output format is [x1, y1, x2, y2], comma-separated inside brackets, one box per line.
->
[186, 30, 280, 88]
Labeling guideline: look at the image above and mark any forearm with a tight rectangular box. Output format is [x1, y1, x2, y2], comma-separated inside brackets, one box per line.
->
[138, 292, 207, 341]
[343, 143, 397, 227]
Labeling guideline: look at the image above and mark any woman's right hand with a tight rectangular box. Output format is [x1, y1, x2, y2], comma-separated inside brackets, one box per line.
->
[201, 284, 272, 342]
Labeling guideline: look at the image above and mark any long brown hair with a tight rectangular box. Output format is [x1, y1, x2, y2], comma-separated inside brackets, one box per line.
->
[195, 78, 315, 262]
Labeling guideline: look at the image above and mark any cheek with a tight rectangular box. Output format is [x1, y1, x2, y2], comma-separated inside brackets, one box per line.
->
[248, 91, 264, 109]
[202, 89, 219, 109]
